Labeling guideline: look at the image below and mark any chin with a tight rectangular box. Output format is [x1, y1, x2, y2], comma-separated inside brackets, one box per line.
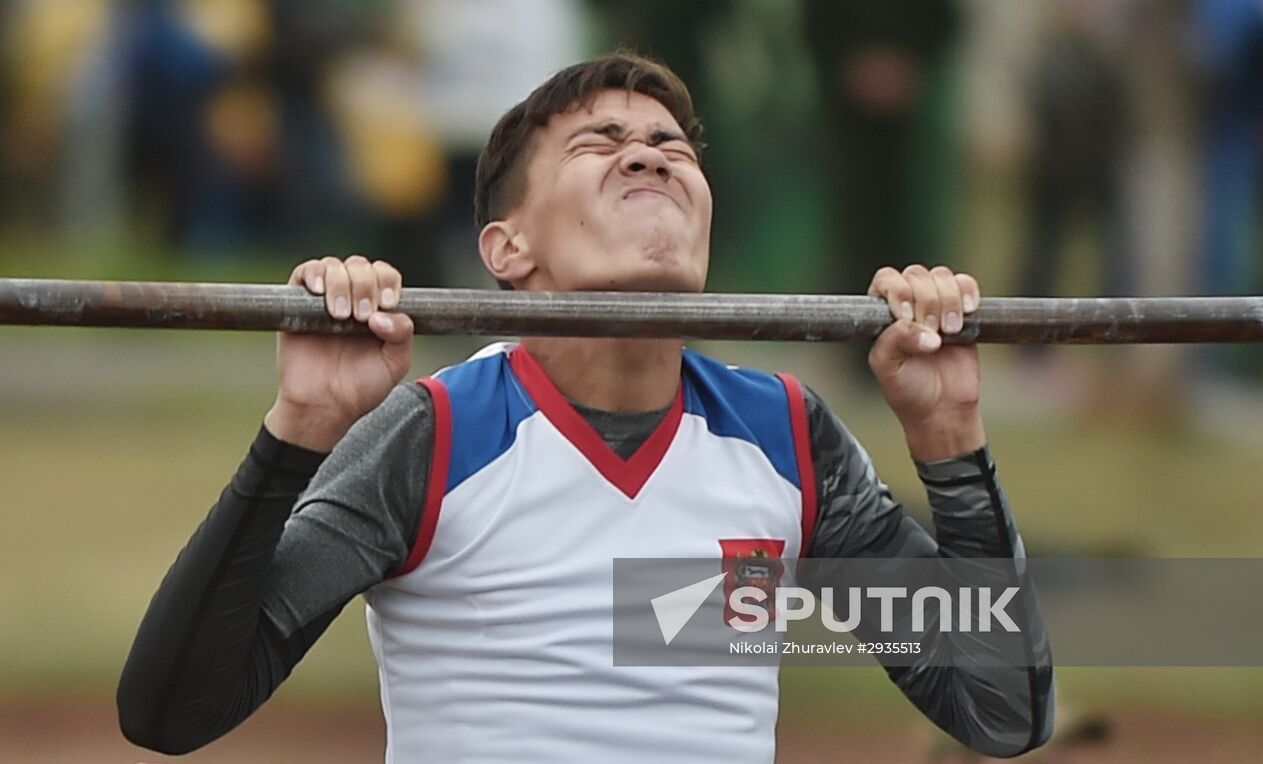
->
[566, 238, 708, 292]
[601, 264, 706, 293]
[634, 241, 707, 291]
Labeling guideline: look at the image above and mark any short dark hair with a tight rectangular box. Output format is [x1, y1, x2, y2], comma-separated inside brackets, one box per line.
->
[473, 52, 705, 254]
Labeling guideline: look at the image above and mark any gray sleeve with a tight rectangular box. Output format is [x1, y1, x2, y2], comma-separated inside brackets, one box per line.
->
[261, 382, 434, 637]
[802, 385, 1054, 758]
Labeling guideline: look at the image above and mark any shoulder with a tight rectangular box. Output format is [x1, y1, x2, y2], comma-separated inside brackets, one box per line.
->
[368, 380, 435, 423]
[796, 382, 853, 452]
[681, 349, 819, 433]
[423, 343, 535, 493]
[682, 348, 799, 406]
[326, 382, 436, 463]
[681, 348, 813, 487]
[429, 342, 515, 391]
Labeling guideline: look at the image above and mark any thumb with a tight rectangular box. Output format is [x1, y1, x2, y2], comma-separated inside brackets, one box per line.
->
[368, 310, 414, 344]
[369, 311, 414, 377]
[869, 319, 940, 376]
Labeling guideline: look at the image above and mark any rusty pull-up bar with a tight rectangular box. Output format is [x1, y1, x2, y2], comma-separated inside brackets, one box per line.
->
[1, 278, 1261, 344]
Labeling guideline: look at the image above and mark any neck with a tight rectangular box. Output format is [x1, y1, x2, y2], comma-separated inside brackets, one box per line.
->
[520, 337, 683, 412]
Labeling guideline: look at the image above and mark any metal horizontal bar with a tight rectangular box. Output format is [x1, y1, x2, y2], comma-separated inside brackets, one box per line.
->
[2, 278, 1262, 343]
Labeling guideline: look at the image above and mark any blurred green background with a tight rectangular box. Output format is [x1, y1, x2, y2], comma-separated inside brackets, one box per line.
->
[2, 0, 1262, 761]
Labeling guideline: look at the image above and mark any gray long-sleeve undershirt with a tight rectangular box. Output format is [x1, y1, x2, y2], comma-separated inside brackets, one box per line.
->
[119, 377, 1053, 757]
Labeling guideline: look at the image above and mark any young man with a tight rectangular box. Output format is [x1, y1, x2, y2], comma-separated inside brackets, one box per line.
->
[118, 54, 1052, 761]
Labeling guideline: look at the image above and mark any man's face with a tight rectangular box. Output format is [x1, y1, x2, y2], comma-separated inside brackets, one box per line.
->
[505, 89, 712, 292]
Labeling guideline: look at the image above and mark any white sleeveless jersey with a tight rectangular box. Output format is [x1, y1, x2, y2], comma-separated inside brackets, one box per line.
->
[364, 343, 817, 763]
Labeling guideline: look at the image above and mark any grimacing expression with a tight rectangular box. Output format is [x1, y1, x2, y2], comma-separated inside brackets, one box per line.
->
[490, 89, 713, 293]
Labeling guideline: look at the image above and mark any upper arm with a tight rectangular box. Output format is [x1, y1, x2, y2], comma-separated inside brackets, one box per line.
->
[262, 382, 436, 636]
[801, 385, 937, 559]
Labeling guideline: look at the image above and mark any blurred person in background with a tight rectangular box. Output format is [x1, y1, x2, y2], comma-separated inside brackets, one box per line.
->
[1020, 0, 1130, 302]
[802, 0, 961, 292]
[1004, 0, 1198, 420]
[179, 0, 280, 254]
[802, 0, 962, 381]
[261, 0, 372, 257]
[1013, 0, 1132, 394]
[2, 0, 115, 231]
[1192, 0, 1263, 300]
[595, 1, 733, 121]
[322, 13, 447, 287]
[118, 0, 232, 250]
[1110, 0, 1200, 418]
[1190, 0, 1263, 382]
[402, 0, 584, 286]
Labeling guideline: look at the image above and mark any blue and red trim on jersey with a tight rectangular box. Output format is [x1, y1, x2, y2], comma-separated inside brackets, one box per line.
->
[393, 344, 820, 574]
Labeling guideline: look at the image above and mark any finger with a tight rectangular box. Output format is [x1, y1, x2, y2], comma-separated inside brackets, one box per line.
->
[931, 266, 963, 334]
[372, 260, 403, 309]
[868, 318, 942, 375]
[367, 310, 415, 344]
[955, 273, 981, 314]
[868, 266, 913, 321]
[345, 254, 378, 322]
[371, 311, 415, 383]
[321, 255, 351, 319]
[902, 264, 940, 331]
[289, 259, 327, 295]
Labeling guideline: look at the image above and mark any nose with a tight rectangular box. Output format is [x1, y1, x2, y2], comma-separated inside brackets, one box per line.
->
[618, 142, 671, 183]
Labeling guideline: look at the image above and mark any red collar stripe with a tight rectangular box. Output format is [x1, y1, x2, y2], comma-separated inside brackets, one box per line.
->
[509, 345, 684, 499]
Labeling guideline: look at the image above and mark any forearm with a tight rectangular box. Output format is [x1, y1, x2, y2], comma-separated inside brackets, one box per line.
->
[803, 387, 1052, 756]
[825, 483, 1053, 758]
[887, 448, 1054, 757]
[918, 445, 1017, 558]
[117, 426, 326, 754]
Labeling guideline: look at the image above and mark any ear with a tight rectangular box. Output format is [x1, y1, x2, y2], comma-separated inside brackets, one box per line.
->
[478, 221, 535, 285]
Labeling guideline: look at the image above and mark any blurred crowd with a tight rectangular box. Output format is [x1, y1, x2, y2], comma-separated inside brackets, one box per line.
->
[1, 0, 1259, 311]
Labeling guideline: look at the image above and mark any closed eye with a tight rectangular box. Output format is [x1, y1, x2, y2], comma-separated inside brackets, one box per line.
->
[663, 145, 698, 162]
[568, 139, 619, 155]
[648, 129, 696, 161]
